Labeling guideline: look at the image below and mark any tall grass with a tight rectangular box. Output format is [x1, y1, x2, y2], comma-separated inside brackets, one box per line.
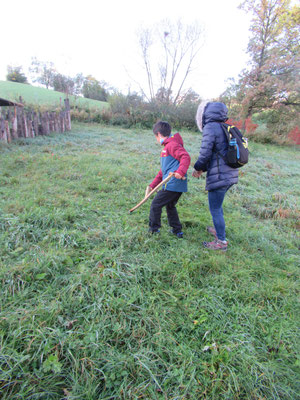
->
[0, 123, 299, 399]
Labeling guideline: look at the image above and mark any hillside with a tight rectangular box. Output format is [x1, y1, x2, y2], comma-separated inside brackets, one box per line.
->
[0, 80, 109, 110]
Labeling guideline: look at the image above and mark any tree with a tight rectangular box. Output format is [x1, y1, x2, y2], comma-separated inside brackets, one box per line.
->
[137, 19, 204, 105]
[52, 73, 75, 96]
[219, 78, 243, 119]
[29, 58, 56, 89]
[238, 0, 300, 119]
[6, 66, 28, 84]
[82, 76, 108, 101]
[73, 73, 85, 98]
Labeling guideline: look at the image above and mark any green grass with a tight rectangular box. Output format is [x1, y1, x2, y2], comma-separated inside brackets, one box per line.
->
[0, 123, 299, 399]
[0, 80, 109, 110]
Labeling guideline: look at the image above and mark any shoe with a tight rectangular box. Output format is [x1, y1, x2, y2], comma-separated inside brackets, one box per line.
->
[203, 239, 227, 251]
[206, 226, 217, 238]
[169, 229, 184, 238]
[148, 229, 160, 234]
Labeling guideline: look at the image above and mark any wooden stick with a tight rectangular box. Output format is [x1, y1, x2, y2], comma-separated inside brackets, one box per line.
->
[129, 172, 186, 213]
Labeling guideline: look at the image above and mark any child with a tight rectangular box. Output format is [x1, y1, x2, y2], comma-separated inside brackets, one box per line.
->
[147, 121, 191, 238]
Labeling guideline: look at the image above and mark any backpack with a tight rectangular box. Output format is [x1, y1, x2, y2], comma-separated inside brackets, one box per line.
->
[219, 123, 249, 168]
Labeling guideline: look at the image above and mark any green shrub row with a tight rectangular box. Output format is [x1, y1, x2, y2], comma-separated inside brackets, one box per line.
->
[70, 100, 199, 131]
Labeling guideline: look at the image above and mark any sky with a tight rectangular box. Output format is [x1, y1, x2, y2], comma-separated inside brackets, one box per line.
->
[1, 0, 252, 99]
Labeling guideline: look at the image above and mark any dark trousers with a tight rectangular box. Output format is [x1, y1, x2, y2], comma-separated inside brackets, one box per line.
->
[149, 190, 182, 233]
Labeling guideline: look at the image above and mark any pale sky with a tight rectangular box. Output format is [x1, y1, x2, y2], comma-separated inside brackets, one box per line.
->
[1, 0, 252, 99]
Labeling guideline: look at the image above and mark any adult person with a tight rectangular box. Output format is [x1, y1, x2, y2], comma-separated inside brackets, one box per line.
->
[192, 101, 238, 251]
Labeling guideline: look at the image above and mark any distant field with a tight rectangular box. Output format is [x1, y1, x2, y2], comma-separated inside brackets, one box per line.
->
[0, 123, 299, 399]
[0, 80, 109, 110]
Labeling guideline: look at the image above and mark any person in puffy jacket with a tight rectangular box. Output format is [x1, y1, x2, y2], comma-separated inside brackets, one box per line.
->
[192, 101, 238, 251]
[147, 121, 191, 238]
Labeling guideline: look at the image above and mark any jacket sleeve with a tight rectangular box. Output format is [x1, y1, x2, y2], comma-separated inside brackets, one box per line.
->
[149, 169, 163, 189]
[194, 127, 215, 172]
[169, 144, 191, 177]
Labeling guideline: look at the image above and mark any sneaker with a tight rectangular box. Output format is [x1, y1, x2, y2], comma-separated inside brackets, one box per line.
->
[169, 229, 184, 238]
[203, 239, 227, 251]
[148, 228, 160, 234]
[206, 226, 217, 238]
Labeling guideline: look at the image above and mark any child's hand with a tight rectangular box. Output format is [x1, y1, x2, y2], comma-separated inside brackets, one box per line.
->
[145, 186, 152, 197]
[174, 172, 183, 180]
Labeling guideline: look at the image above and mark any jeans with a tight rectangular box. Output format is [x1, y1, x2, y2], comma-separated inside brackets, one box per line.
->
[149, 190, 182, 233]
[208, 186, 230, 241]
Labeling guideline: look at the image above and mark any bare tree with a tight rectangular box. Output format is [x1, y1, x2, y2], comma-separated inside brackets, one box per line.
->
[137, 20, 204, 105]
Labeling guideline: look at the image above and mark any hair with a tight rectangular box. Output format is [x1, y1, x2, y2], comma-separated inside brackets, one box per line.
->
[153, 121, 171, 137]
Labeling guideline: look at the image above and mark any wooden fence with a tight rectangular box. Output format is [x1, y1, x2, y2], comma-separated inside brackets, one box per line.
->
[0, 98, 71, 143]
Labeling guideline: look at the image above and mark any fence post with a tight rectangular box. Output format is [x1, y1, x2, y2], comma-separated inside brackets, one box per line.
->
[10, 107, 18, 139]
[41, 113, 47, 134]
[27, 112, 34, 138]
[54, 113, 59, 132]
[23, 113, 29, 138]
[17, 106, 23, 137]
[59, 111, 65, 133]
[5, 120, 11, 143]
[32, 112, 37, 136]
[0, 118, 7, 142]
[64, 98, 71, 130]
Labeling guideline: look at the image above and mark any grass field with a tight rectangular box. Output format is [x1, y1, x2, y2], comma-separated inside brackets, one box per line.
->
[0, 80, 108, 110]
[0, 123, 299, 399]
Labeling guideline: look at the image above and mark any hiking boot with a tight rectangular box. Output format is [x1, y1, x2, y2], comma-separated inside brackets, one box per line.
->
[169, 229, 184, 238]
[206, 226, 217, 238]
[203, 239, 228, 251]
[148, 228, 160, 234]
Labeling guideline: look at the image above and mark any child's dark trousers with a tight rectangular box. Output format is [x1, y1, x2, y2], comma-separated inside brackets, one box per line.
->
[149, 190, 182, 233]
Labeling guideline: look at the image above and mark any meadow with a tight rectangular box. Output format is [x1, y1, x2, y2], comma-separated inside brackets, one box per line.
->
[0, 81, 108, 110]
[0, 123, 299, 399]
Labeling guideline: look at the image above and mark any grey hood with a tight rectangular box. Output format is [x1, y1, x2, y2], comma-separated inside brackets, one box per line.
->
[195, 101, 228, 132]
[195, 100, 210, 132]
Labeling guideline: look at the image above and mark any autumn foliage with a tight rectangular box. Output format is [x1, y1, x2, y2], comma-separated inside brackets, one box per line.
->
[226, 117, 258, 134]
[288, 126, 300, 145]
[221, 0, 300, 144]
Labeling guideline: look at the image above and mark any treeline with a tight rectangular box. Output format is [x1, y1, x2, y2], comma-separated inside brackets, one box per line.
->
[6, 61, 203, 131]
[7, 60, 109, 102]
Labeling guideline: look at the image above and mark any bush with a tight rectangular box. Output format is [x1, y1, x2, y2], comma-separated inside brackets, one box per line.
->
[246, 124, 295, 145]
[71, 92, 200, 131]
[252, 107, 300, 144]
[288, 126, 300, 145]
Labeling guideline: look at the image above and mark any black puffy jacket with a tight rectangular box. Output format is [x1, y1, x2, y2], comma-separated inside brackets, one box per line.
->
[194, 102, 238, 191]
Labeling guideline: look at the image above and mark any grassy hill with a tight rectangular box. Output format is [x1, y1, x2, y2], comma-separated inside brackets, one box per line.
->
[0, 80, 109, 110]
[0, 123, 299, 399]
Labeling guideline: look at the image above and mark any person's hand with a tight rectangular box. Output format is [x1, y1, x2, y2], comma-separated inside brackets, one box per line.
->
[192, 169, 203, 178]
[174, 172, 183, 180]
[145, 186, 152, 197]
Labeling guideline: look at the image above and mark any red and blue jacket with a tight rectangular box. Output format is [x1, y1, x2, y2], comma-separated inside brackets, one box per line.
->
[149, 133, 191, 192]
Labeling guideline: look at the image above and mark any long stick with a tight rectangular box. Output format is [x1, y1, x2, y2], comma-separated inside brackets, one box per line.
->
[129, 173, 175, 213]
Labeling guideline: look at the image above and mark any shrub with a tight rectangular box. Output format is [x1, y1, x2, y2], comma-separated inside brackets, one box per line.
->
[288, 126, 300, 145]
[100, 109, 112, 124]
